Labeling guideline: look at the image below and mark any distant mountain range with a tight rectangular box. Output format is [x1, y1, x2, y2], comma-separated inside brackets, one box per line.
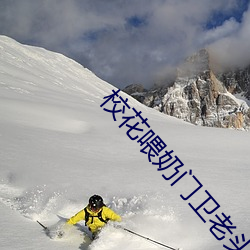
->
[123, 49, 250, 130]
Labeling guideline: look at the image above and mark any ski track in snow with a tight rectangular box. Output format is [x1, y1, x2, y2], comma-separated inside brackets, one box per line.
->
[0, 181, 181, 250]
[0, 177, 210, 250]
[0, 159, 188, 250]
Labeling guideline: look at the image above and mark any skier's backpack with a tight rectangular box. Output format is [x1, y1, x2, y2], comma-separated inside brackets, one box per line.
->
[84, 206, 109, 226]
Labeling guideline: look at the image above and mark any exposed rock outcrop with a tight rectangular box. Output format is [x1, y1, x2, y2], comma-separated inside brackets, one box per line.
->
[123, 49, 250, 130]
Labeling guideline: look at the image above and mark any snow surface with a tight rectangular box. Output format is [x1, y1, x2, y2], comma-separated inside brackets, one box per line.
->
[0, 35, 250, 250]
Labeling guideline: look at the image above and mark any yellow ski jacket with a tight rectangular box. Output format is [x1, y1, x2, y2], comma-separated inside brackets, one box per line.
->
[67, 206, 121, 233]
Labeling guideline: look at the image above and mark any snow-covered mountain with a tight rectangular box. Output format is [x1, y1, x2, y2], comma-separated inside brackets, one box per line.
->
[0, 36, 250, 250]
[124, 49, 250, 130]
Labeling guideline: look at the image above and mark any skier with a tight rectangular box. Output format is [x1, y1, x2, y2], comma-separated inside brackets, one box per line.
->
[66, 194, 121, 239]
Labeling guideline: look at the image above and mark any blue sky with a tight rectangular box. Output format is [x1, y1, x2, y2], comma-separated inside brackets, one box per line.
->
[206, 0, 249, 28]
[0, 0, 249, 88]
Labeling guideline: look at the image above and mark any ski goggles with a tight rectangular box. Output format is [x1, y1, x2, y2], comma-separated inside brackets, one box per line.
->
[89, 204, 101, 212]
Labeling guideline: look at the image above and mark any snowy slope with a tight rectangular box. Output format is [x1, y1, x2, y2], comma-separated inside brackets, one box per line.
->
[0, 36, 250, 250]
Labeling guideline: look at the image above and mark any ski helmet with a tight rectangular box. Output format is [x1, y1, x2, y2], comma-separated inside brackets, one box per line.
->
[89, 195, 104, 210]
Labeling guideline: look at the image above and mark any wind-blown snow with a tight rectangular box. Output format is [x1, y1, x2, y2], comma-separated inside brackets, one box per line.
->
[0, 36, 250, 250]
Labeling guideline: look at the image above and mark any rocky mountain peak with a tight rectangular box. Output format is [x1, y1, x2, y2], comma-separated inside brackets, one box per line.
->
[177, 49, 210, 78]
[123, 49, 250, 130]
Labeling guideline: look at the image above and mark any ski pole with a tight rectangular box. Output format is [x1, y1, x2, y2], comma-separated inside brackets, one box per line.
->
[37, 220, 48, 231]
[122, 227, 179, 250]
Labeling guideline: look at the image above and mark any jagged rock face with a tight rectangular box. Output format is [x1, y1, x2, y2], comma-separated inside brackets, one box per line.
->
[218, 66, 250, 99]
[123, 83, 145, 95]
[124, 49, 250, 130]
[123, 84, 147, 103]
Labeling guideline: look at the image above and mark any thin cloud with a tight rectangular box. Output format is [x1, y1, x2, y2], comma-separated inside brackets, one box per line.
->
[200, 18, 240, 45]
[0, 0, 249, 88]
[209, 4, 250, 69]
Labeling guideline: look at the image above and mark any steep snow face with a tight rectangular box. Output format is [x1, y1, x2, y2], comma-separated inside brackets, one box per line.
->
[0, 36, 250, 250]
